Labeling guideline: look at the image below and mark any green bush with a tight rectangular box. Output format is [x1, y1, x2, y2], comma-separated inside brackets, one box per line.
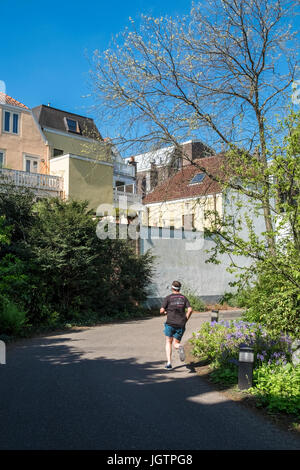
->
[0, 254, 30, 306]
[28, 198, 154, 321]
[220, 290, 249, 308]
[210, 364, 238, 385]
[0, 296, 27, 335]
[191, 319, 293, 367]
[249, 363, 300, 416]
[0, 215, 11, 247]
[181, 285, 206, 311]
[0, 192, 154, 330]
[190, 320, 230, 364]
[241, 267, 300, 337]
[190, 319, 299, 416]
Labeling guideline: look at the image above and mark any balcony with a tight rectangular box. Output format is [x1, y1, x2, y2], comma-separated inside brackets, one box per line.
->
[113, 185, 142, 206]
[114, 161, 136, 178]
[0, 168, 64, 198]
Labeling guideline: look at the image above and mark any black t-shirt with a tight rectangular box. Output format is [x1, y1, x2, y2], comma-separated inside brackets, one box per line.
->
[162, 293, 191, 328]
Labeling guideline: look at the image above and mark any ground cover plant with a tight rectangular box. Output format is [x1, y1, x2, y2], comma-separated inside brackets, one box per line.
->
[190, 319, 300, 416]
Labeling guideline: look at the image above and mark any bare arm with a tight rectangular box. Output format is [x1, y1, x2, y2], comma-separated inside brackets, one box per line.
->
[160, 298, 168, 315]
[186, 307, 193, 321]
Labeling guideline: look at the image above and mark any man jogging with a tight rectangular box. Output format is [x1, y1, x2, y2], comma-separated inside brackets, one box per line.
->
[160, 281, 193, 369]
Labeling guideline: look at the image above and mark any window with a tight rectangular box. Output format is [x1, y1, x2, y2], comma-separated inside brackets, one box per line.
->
[66, 119, 77, 132]
[115, 181, 126, 192]
[125, 184, 134, 193]
[13, 113, 19, 133]
[4, 111, 10, 132]
[24, 155, 39, 173]
[190, 173, 205, 185]
[0, 150, 5, 168]
[2, 110, 20, 134]
[53, 148, 64, 157]
[25, 159, 31, 173]
[182, 214, 194, 230]
[65, 117, 80, 134]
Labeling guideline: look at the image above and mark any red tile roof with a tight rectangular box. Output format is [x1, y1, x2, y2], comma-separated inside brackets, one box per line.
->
[143, 155, 225, 204]
[0, 92, 28, 109]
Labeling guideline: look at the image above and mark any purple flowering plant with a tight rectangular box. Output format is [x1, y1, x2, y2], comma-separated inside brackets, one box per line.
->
[190, 319, 293, 369]
[190, 319, 299, 416]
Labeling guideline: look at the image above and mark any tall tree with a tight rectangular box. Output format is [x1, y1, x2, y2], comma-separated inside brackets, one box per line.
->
[91, 0, 299, 257]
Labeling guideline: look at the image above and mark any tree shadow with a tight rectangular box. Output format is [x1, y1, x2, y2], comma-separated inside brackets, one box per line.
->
[1, 334, 299, 451]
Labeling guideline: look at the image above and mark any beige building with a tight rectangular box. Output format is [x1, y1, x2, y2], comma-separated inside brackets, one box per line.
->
[0, 93, 62, 197]
[142, 155, 224, 231]
[0, 93, 49, 174]
[144, 194, 223, 231]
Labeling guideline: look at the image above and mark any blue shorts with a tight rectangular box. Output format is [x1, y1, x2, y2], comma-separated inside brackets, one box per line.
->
[164, 322, 185, 341]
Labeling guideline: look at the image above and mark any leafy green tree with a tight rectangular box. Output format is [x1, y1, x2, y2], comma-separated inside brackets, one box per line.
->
[28, 198, 154, 322]
[0, 216, 10, 248]
[205, 110, 300, 335]
[0, 189, 154, 330]
[0, 214, 28, 336]
[90, 0, 299, 333]
[91, 0, 298, 257]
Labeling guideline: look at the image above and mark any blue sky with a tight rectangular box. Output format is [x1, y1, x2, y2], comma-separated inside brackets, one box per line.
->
[1, 0, 191, 130]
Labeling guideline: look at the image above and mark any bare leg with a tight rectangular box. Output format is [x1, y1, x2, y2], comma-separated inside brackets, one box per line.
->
[165, 337, 173, 364]
[173, 338, 185, 361]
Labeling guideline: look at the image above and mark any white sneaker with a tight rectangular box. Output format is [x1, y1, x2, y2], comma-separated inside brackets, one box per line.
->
[178, 345, 185, 362]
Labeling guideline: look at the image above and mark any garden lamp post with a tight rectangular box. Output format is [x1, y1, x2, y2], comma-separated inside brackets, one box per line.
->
[211, 309, 219, 322]
[238, 344, 254, 390]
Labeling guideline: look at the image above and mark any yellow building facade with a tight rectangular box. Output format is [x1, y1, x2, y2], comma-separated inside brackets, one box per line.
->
[143, 193, 223, 231]
[50, 154, 113, 210]
[43, 128, 111, 164]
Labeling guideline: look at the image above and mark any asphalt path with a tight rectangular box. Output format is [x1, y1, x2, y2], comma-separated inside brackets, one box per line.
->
[0, 312, 299, 450]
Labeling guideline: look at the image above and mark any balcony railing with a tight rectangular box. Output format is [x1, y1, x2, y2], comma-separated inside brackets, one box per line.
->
[114, 162, 136, 177]
[113, 187, 142, 206]
[0, 168, 64, 195]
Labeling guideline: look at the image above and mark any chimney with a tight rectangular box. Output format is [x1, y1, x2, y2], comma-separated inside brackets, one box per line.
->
[181, 141, 193, 167]
[128, 156, 137, 177]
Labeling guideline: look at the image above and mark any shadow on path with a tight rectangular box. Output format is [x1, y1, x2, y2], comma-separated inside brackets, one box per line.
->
[0, 334, 299, 450]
